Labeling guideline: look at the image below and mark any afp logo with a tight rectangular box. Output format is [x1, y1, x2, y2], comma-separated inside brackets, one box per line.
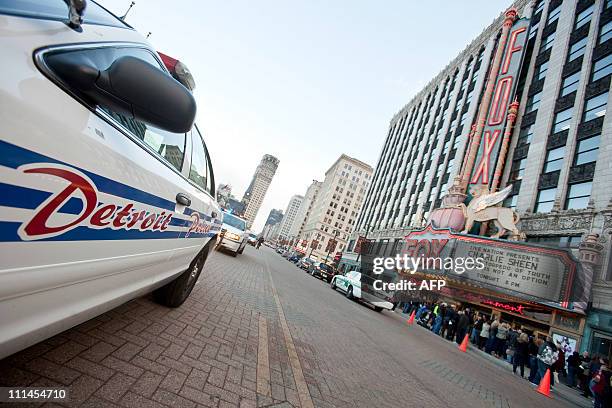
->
[16, 163, 173, 241]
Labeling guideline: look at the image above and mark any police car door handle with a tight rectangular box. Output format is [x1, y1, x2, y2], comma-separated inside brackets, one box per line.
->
[175, 193, 191, 207]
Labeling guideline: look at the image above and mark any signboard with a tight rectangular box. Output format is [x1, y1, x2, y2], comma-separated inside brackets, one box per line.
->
[354, 236, 366, 254]
[362, 226, 587, 311]
[470, 17, 529, 186]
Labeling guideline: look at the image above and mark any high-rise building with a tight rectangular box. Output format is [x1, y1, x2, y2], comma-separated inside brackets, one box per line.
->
[343, 0, 612, 360]
[278, 195, 304, 240]
[261, 208, 284, 240]
[289, 180, 322, 238]
[301, 154, 372, 261]
[242, 154, 279, 227]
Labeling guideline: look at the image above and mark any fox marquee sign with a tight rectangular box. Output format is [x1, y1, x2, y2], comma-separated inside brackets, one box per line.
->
[470, 17, 529, 186]
[362, 226, 591, 312]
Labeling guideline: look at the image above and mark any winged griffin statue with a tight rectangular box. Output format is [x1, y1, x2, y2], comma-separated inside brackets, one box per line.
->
[459, 185, 524, 240]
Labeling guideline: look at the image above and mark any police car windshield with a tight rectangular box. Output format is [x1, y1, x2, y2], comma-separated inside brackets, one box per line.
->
[222, 213, 246, 231]
[0, 0, 129, 28]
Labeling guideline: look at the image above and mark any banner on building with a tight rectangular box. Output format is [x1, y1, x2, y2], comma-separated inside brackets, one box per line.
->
[470, 17, 530, 187]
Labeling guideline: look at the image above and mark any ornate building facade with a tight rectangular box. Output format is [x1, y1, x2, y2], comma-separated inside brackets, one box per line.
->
[343, 0, 612, 358]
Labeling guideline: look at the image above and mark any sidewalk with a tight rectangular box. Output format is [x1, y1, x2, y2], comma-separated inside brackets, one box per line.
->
[394, 309, 591, 408]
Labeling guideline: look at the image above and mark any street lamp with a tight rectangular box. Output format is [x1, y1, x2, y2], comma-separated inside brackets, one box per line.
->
[354, 224, 371, 264]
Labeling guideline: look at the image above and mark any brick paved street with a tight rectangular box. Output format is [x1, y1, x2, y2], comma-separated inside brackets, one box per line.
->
[0, 246, 580, 407]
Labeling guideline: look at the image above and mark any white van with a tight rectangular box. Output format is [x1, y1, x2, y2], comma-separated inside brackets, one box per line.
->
[0, 1, 221, 358]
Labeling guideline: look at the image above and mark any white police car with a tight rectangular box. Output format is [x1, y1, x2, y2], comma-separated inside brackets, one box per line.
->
[0, 1, 222, 358]
[331, 271, 394, 312]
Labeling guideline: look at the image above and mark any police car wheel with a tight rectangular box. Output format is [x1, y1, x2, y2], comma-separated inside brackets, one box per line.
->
[154, 246, 209, 307]
[330, 280, 336, 290]
[237, 246, 244, 254]
[346, 286, 353, 300]
[373, 306, 383, 313]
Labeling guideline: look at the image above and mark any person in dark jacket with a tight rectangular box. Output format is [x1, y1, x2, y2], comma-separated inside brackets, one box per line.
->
[455, 310, 470, 345]
[567, 351, 580, 388]
[512, 332, 529, 378]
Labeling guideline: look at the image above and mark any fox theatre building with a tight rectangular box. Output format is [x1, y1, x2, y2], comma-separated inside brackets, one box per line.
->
[349, 0, 612, 358]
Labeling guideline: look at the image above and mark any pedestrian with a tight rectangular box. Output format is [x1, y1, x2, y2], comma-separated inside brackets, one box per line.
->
[472, 314, 483, 345]
[578, 351, 591, 395]
[584, 355, 603, 397]
[256, 237, 264, 249]
[479, 317, 490, 349]
[528, 337, 541, 384]
[455, 310, 470, 345]
[512, 332, 529, 378]
[432, 310, 443, 334]
[567, 351, 580, 388]
[486, 320, 498, 354]
[590, 358, 611, 408]
[552, 342, 565, 386]
[536, 336, 559, 387]
[506, 327, 519, 364]
[495, 322, 509, 359]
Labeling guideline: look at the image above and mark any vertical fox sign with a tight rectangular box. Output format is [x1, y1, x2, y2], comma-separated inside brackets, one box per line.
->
[470, 17, 530, 187]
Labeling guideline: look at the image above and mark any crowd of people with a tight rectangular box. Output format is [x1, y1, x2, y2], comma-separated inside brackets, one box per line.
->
[402, 301, 612, 407]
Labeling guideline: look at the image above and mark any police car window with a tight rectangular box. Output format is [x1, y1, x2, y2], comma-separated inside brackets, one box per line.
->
[189, 128, 211, 193]
[51, 47, 188, 172]
[0, 0, 128, 28]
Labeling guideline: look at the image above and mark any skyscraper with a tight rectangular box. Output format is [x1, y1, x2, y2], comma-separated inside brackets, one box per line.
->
[278, 195, 304, 240]
[242, 154, 279, 227]
[289, 180, 322, 238]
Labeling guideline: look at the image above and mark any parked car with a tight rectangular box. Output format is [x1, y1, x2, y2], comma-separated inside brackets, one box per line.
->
[288, 255, 302, 263]
[298, 258, 315, 271]
[247, 233, 258, 246]
[330, 271, 394, 312]
[309, 262, 334, 282]
[0, 1, 222, 359]
[217, 211, 248, 256]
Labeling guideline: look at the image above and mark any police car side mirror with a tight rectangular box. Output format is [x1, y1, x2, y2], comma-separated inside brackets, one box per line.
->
[46, 54, 197, 133]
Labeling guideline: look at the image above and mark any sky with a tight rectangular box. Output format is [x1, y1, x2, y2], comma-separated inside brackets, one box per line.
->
[100, 0, 509, 232]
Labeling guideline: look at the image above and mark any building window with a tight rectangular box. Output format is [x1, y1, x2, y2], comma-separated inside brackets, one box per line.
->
[591, 54, 612, 82]
[583, 92, 608, 122]
[561, 71, 581, 96]
[504, 194, 518, 209]
[510, 158, 526, 181]
[536, 62, 548, 80]
[527, 235, 582, 248]
[566, 181, 592, 209]
[541, 32, 556, 52]
[529, 22, 540, 39]
[544, 146, 565, 173]
[536, 188, 557, 213]
[575, 134, 600, 165]
[534, 0, 544, 15]
[518, 124, 534, 145]
[553, 107, 573, 132]
[547, 5, 561, 24]
[525, 91, 542, 113]
[568, 37, 588, 61]
[600, 21, 612, 44]
[575, 5, 594, 30]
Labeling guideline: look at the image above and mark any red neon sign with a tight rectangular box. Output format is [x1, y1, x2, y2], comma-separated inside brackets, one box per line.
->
[482, 299, 525, 315]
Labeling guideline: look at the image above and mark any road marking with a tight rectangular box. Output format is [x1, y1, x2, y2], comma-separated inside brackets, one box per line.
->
[264, 258, 314, 408]
[257, 315, 272, 397]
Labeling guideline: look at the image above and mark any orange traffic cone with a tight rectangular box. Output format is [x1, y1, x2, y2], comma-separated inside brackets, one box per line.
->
[458, 334, 469, 352]
[407, 310, 415, 325]
[536, 368, 552, 398]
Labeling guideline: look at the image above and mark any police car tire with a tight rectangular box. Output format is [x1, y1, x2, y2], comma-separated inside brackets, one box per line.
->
[237, 246, 244, 254]
[330, 280, 336, 290]
[153, 245, 209, 307]
[346, 286, 353, 300]
[374, 306, 383, 313]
